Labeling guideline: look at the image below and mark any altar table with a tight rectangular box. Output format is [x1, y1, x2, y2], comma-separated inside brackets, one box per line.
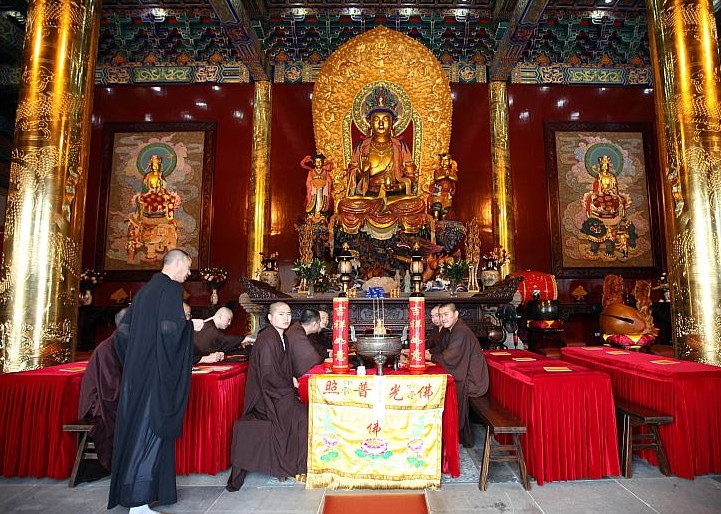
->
[484, 349, 620, 485]
[561, 346, 721, 479]
[0, 360, 248, 479]
[298, 363, 460, 477]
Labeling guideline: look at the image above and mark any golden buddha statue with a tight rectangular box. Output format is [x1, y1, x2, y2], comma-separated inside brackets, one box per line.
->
[331, 86, 429, 239]
[346, 109, 417, 198]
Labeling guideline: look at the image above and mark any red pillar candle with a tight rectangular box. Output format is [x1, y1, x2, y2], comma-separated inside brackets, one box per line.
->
[408, 297, 426, 375]
[331, 297, 350, 374]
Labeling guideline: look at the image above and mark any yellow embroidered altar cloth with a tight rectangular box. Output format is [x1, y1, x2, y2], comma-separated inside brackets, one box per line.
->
[306, 374, 447, 489]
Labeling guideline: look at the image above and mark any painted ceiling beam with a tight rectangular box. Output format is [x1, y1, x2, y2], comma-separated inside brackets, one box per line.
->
[493, 0, 517, 20]
[207, 0, 270, 81]
[489, 0, 549, 81]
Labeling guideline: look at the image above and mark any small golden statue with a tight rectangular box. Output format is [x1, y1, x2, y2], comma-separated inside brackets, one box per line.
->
[428, 153, 458, 220]
[602, 274, 625, 309]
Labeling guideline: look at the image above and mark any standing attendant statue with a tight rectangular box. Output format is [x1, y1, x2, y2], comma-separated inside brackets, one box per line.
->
[428, 153, 458, 220]
[300, 153, 333, 219]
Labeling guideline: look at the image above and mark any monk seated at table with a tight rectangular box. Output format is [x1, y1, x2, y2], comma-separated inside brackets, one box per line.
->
[77, 307, 127, 473]
[287, 308, 325, 377]
[307, 309, 332, 358]
[426, 302, 489, 448]
[227, 302, 308, 491]
[427, 305, 446, 353]
[192, 306, 254, 364]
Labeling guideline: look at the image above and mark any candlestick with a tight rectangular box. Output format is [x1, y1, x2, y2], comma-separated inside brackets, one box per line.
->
[331, 297, 350, 374]
[408, 297, 426, 375]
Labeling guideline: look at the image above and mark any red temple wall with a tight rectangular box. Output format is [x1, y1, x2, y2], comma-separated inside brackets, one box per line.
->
[83, 83, 661, 336]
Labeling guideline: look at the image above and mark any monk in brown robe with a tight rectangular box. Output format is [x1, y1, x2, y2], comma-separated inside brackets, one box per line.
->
[427, 305, 446, 354]
[286, 308, 324, 377]
[192, 307, 253, 359]
[308, 309, 332, 358]
[226, 302, 308, 491]
[77, 307, 127, 472]
[427, 302, 489, 448]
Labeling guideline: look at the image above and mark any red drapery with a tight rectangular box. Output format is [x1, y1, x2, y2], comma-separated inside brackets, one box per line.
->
[484, 349, 620, 485]
[561, 347, 721, 479]
[298, 363, 460, 477]
[0, 361, 248, 479]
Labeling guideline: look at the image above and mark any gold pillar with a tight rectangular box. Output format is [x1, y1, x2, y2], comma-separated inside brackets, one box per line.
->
[489, 82, 516, 276]
[646, 0, 721, 364]
[0, 0, 100, 372]
[245, 81, 272, 332]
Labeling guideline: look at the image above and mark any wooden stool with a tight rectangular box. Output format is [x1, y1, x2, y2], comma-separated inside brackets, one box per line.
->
[469, 396, 530, 491]
[62, 419, 98, 487]
[615, 398, 673, 478]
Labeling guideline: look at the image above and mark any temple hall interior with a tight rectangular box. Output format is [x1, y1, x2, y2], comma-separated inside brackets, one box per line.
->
[0, 0, 721, 513]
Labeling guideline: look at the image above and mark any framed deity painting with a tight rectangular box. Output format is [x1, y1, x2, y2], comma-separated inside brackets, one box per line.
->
[544, 122, 662, 278]
[95, 122, 216, 280]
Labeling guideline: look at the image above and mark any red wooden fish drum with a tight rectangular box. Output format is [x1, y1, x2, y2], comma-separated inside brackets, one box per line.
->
[513, 270, 558, 304]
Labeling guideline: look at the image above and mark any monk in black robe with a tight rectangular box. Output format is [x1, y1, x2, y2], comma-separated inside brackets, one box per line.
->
[428, 302, 489, 448]
[77, 308, 127, 472]
[287, 308, 324, 377]
[108, 250, 194, 513]
[227, 302, 309, 491]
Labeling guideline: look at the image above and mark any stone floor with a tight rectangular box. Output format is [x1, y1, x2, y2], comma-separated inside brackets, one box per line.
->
[1, 426, 720, 513]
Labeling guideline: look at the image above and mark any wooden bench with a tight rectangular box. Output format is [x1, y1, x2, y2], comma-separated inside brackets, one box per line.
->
[62, 419, 99, 487]
[615, 398, 673, 478]
[469, 396, 530, 491]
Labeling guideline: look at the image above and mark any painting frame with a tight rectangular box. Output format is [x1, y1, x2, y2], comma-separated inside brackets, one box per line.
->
[95, 121, 216, 281]
[544, 122, 662, 279]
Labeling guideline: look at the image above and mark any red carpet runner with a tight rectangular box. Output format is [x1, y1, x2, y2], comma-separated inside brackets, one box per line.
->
[322, 493, 428, 514]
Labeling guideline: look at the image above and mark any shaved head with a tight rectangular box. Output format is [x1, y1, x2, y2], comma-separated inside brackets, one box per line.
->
[268, 302, 292, 333]
[162, 249, 192, 283]
[269, 302, 290, 315]
[163, 248, 190, 266]
[213, 307, 233, 330]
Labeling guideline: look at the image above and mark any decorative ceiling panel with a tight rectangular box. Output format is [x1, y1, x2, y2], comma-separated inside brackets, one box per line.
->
[263, 1, 494, 7]
[97, 7, 240, 65]
[253, 9, 498, 65]
[520, 11, 649, 66]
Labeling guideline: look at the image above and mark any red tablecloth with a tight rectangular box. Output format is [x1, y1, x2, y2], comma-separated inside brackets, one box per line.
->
[175, 361, 248, 475]
[0, 361, 248, 479]
[484, 350, 620, 485]
[561, 346, 721, 479]
[0, 363, 85, 479]
[298, 363, 460, 477]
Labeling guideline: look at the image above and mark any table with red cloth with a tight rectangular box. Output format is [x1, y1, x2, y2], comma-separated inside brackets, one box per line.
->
[484, 349, 620, 485]
[298, 363, 460, 477]
[0, 360, 248, 479]
[561, 346, 721, 479]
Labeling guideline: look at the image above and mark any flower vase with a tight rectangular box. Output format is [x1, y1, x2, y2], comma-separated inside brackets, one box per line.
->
[210, 288, 219, 305]
[80, 290, 93, 306]
[307, 281, 315, 298]
[481, 268, 501, 289]
[449, 282, 459, 298]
